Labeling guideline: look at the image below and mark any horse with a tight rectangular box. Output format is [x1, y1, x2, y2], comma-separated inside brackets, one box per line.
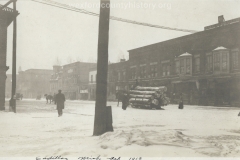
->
[44, 94, 53, 104]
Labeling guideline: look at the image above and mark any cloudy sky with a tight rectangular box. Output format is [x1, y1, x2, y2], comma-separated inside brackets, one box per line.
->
[2, 0, 240, 73]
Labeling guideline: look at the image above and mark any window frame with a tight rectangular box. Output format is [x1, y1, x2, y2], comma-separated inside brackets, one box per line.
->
[232, 48, 239, 70]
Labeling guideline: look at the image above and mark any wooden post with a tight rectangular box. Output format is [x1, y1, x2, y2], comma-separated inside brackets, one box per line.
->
[93, 0, 111, 136]
[10, 0, 17, 113]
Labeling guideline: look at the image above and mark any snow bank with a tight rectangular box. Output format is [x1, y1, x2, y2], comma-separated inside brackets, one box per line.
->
[0, 100, 240, 158]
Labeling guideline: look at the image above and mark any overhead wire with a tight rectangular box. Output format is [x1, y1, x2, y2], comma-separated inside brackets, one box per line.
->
[31, 0, 199, 33]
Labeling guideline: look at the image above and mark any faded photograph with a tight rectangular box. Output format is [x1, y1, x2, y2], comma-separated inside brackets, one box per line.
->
[0, 0, 240, 159]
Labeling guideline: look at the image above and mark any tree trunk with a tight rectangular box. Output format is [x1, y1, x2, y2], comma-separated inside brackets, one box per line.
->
[93, 0, 111, 136]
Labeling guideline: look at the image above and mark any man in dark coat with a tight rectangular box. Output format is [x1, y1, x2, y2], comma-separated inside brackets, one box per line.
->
[116, 91, 123, 107]
[178, 93, 184, 109]
[122, 92, 129, 110]
[55, 90, 65, 117]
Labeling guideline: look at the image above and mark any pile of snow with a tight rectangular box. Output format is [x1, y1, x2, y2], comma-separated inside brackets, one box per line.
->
[0, 100, 240, 158]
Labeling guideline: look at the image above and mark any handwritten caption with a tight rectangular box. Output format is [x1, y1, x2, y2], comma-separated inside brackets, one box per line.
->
[36, 156, 142, 160]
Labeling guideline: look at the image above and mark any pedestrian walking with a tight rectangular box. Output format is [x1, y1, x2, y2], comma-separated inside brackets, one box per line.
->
[178, 93, 184, 109]
[122, 91, 129, 110]
[55, 90, 65, 117]
[116, 91, 122, 107]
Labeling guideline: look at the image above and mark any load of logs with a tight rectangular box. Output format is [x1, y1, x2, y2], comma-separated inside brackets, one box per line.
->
[129, 86, 170, 109]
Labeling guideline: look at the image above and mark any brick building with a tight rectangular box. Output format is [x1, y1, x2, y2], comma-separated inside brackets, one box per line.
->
[62, 62, 96, 100]
[108, 59, 129, 100]
[0, 4, 19, 110]
[17, 69, 52, 98]
[88, 59, 129, 101]
[127, 16, 240, 106]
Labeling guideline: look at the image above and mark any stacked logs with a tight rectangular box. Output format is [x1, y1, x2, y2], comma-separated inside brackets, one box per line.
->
[129, 86, 169, 109]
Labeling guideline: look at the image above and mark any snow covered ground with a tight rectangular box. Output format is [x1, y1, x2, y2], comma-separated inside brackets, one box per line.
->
[0, 99, 240, 158]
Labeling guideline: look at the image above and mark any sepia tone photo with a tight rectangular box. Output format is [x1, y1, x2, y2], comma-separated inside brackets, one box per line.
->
[0, 0, 240, 159]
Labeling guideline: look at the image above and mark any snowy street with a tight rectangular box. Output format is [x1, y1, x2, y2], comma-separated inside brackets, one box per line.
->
[0, 99, 240, 157]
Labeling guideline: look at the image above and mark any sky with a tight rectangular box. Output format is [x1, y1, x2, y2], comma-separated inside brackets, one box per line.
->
[2, 0, 240, 73]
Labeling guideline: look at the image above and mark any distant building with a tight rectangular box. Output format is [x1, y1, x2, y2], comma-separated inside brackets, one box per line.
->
[17, 69, 52, 98]
[108, 59, 129, 100]
[49, 65, 63, 95]
[88, 59, 129, 101]
[88, 69, 97, 100]
[5, 74, 12, 99]
[61, 62, 96, 100]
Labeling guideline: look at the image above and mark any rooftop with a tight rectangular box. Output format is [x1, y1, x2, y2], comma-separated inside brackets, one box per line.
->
[128, 16, 240, 53]
[0, 3, 19, 26]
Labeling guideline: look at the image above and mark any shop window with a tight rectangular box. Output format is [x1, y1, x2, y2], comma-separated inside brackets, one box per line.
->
[222, 52, 227, 71]
[206, 54, 213, 72]
[213, 49, 229, 73]
[180, 59, 185, 74]
[214, 53, 220, 71]
[131, 68, 136, 80]
[176, 60, 180, 74]
[151, 65, 157, 77]
[167, 65, 170, 76]
[140, 66, 146, 78]
[162, 65, 166, 76]
[162, 63, 170, 76]
[186, 58, 191, 74]
[118, 72, 121, 81]
[123, 71, 126, 81]
[232, 49, 239, 70]
[194, 57, 200, 73]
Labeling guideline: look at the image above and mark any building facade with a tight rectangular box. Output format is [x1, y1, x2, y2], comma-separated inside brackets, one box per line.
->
[17, 69, 52, 98]
[127, 16, 240, 106]
[87, 59, 129, 101]
[0, 4, 19, 110]
[61, 62, 96, 100]
[72, 16, 240, 107]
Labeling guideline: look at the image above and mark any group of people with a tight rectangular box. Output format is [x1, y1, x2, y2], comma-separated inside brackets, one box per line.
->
[54, 89, 184, 117]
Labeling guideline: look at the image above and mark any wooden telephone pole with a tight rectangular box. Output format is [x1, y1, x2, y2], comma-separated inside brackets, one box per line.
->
[10, 0, 17, 113]
[93, 0, 111, 136]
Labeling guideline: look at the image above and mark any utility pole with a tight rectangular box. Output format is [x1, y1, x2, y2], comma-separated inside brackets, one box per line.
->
[10, 0, 17, 113]
[93, 0, 111, 136]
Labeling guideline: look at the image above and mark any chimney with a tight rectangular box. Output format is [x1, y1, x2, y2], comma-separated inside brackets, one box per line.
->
[120, 59, 126, 62]
[53, 65, 62, 73]
[218, 15, 225, 24]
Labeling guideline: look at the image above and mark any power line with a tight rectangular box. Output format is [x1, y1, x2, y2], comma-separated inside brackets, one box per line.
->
[31, 0, 199, 33]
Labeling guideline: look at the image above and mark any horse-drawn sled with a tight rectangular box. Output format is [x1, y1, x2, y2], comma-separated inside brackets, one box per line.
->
[129, 86, 170, 109]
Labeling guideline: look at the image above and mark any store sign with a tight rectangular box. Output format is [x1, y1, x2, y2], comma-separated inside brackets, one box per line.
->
[80, 90, 88, 93]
